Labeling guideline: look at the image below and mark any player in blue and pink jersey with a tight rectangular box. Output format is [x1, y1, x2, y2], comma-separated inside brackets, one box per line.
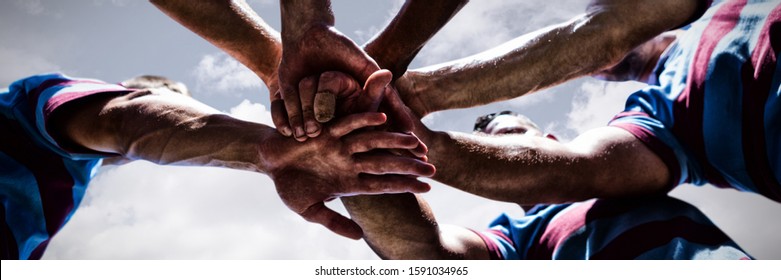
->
[338, 111, 749, 259]
[608, 0, 781, 201]
[321, 0, 778, 259]
[0, 72, 433, 259]
[369, 0, 780, 209]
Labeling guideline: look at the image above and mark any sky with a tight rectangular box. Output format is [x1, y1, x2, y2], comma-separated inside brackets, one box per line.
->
[1, 0, 779, 259]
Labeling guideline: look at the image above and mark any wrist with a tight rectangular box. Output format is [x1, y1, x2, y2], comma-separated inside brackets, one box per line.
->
[281, 0, 335, 41]
[254, 126, 291, 174]
[397, 71, 433, 117]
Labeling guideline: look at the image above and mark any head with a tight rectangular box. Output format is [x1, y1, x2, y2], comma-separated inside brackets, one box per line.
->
[593, 31, 679, 84]
[473, 110, 557, 140]
[120, 75, 190, 97]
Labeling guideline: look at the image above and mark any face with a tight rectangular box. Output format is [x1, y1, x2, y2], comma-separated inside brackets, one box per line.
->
[482, 114, 544, 137]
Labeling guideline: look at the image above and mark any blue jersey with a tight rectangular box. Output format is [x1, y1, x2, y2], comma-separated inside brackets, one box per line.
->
[1, 73, 130, 259]
[609, 0, 781, 201]
[476, 196, 750, 259]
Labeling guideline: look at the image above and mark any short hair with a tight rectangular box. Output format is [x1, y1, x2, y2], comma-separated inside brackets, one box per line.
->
[120, 75, 190, 97]
[473, 110, 540, 133]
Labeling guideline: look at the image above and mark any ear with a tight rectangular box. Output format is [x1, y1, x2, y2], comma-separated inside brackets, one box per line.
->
[544, 133, 558, 141]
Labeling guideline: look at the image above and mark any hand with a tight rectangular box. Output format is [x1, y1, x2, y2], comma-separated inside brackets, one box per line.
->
[315, 70, 427, 158]
[276, 24, 380, 141]
[265, 112, 435, 239]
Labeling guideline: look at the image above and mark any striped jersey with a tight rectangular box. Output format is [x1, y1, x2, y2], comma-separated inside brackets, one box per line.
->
[1, 73, 130, 259]
[609, 0, 781, 201]
[476, 196, 750, 259]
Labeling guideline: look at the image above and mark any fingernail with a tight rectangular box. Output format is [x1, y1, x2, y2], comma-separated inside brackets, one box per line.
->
[295, 126, 306, 138]
[280, 126, 293, 137]
[314, 91, 336, 123]
[305, 121, 320, 136]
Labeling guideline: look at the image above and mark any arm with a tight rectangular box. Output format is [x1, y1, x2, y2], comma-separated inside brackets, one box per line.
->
[396, 0, 705, 116]
[342, 193, 489, 259]
[420, 126, 670, 205]
[278, 0, 380, 141]
[310, 0, 467, 130]
[150, 0, 281, 93]
[48, 87, 434, 239]
[362, 0, 468, 78]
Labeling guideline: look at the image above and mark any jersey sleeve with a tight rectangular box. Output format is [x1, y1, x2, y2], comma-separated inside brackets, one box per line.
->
[6, 73, 133, 159]
[608, 85, 707, 189]
[474, 204, 572, 260]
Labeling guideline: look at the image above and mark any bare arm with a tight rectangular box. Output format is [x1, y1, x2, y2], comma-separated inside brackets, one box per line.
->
[150, 0, 281, 93]
[342, 193, 489, 260]
[420, 126, 670, 205]
[397, 0, 704, 116]
[362, 0, 468, 78]
[49, 87, 434, 239]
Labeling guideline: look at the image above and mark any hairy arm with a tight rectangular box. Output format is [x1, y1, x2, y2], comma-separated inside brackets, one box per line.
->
[398, 0, 704, 116]
[52, 88, 271, 171]
[150, 0, 281, 93]
[420, 126, 670, 205]
[49, 87, 434, 239]
[362, 0, 468, 78]
[343, 193, 489, 259]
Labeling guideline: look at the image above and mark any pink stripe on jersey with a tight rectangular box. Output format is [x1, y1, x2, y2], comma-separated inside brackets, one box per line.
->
[527, 201, 595, 259]
[671, 0, 747, 189]
[472, 229, 507, 260]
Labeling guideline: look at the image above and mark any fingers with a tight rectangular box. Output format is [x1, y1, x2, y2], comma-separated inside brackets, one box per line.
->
[270, 94, 293, 137]
[300, 202, 363, 240]
[299, 76, 321, 138]
[409, 132, 428, 158]
[329, 112, 387, 138]
[314, 91, 336, 123]
[280, 82, 307, 141]
[343, 131, 421, 154]
[361, 70, 393, 112]
[381, 86, 415, 133]
[315, 71, 361, 122]
[354, 153, 436, 177]
[354, 174, 432, 194]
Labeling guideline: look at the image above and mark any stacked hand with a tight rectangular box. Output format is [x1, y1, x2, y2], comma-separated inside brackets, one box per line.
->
[265, 69, 433, 239]
[276, 23, 380, 141]
[272, 0, 433, 239]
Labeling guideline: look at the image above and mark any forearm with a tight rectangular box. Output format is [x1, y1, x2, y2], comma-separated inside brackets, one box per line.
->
[423, 130, 585, 204]
[121, 114, 275, 172]
[342, 194, 444, 259]
[404, 0, 700, 116]
[420, 127, 670, 205]
[342, 194, 487, 259]
[363, 0, 468, 78]
[58, 89, 280, 173]
[151, 0, 281, 87]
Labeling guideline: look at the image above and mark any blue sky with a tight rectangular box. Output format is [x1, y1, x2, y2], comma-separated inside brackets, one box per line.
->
[2, 0, 779, 259]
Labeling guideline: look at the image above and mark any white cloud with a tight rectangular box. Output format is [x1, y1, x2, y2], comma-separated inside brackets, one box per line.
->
[45, 162, 377, 259]
[0, 47, 60, 87]
[413, 0, 588, 67]
[566, 79, 644, 134]
[228, 99, 274, 126]
[193, 53, 265, 97]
